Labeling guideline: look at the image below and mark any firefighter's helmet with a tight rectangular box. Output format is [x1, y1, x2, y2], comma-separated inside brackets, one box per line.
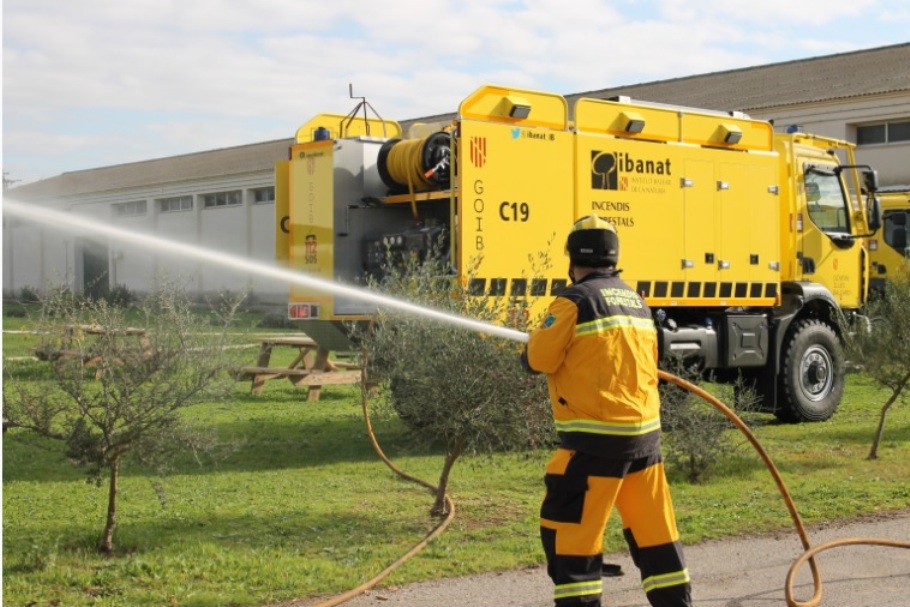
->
[566, 215, 619, 266]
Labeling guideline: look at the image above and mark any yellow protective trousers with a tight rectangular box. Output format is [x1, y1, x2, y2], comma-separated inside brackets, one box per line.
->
[540, 448, 691, 607]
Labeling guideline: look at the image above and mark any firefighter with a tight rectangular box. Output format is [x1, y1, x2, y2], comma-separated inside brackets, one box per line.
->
[522, 215, 692, 607]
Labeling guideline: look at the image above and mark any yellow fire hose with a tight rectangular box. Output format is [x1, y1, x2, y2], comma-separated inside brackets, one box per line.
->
[657, 370, 910, 607]
[309, 361, 457, 607]
[311, 367, 910, 607]
[379, 134, 451, 193]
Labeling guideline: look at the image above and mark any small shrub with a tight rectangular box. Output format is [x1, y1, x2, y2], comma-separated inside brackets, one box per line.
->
[104, 284, 135, 308]
[19, 285, 41, 303]
[258, 312, 295, 329]
[660, 360, 761, 483]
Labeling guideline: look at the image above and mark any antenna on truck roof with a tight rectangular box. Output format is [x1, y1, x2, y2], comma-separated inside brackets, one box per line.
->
[341, 83, 392, 139]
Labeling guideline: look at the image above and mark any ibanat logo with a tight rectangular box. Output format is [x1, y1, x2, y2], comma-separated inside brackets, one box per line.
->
[591, 150, 672, 190]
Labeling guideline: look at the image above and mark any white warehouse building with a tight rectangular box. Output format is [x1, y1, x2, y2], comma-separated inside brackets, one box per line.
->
[4, 141, 291, 304]
[4, 43, 910, 307]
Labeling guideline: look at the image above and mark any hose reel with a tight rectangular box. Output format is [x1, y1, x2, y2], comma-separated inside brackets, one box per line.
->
[377, 132, 452, 193]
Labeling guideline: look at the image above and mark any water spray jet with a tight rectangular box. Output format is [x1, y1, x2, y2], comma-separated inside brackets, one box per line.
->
[3, 199, 528, 344]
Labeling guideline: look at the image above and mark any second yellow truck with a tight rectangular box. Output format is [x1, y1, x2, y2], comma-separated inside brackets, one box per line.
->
[869, 185, 910, 296]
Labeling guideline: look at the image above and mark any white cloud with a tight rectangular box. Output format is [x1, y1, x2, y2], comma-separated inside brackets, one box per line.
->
[2, 0, 907, 183]
[658, 0, 877, 25]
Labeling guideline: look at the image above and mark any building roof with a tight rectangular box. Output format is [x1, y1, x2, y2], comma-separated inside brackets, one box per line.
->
[11, 43, 910, 201]
[564, 42, 910, 114]
[9, 138, 294, 200]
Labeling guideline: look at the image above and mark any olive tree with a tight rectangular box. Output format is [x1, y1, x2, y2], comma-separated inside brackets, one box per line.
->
[3, 280, 244, 553]
[844, 270, 910, 459]
[360, 253, 553, 515]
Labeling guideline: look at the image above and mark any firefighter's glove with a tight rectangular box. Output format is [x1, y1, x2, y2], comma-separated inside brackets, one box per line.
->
[520, 348, 540, 374]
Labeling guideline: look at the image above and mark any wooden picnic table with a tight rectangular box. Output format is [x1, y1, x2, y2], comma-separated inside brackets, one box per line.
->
[234, 335, 362, 399]
[33, 324, 152, 378]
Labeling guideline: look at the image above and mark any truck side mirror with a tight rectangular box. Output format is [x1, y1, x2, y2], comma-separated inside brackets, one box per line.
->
[867, 196, 882, 232]
[862, 169, 879, 194]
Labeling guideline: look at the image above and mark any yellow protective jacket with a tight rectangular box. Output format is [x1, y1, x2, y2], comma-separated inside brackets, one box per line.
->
[526, 270, 662, 459]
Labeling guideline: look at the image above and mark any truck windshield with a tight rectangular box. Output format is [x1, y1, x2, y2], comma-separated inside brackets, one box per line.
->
[804, 167, 850, 233]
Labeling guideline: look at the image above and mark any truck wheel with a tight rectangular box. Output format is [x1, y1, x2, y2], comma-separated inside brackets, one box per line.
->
[776, 319, 844, 423]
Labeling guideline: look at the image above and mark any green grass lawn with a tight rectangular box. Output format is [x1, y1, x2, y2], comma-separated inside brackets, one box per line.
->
[3, 312, 909, 607]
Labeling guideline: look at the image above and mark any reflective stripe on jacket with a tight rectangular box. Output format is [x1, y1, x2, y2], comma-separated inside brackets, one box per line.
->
[527, 270, 662, 458]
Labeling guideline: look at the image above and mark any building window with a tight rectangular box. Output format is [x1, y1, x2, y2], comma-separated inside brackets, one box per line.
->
[857, 119, 910, 146]
[251, 186, 275, 204]
[113, 200, 147, 217]
[158, 195, 193, 213]
[857, 124, 885, 145]
[202, 190, 242, 208]
[890, 121, 910, 143]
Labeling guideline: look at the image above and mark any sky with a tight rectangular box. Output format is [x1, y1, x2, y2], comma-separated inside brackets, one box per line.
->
[3, 0, 909, 186]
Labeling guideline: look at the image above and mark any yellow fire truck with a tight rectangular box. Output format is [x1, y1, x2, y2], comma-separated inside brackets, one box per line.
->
[275, 84, 881, 422]
[869, 186, 910, 296]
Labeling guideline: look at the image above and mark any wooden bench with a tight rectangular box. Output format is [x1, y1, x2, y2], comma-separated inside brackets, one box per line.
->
[235, 335, 363, 399]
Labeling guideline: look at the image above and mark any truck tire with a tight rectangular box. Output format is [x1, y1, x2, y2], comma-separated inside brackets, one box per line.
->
[776, 319, 844, 423]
